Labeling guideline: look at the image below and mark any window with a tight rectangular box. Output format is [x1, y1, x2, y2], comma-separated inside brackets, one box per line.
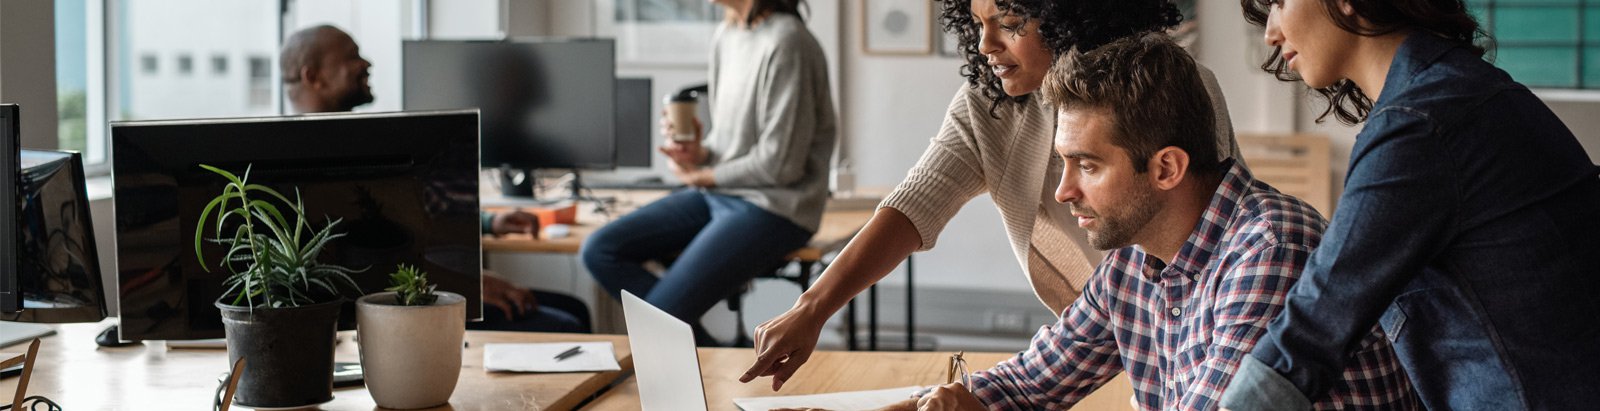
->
[1469, 0, 1598, 89]
[139, 54, 158, 74]
[248, 56, 272, 108]
[114, 0, 280, 123]
[211, 54, 228, 75]
[175, 54, 193, 75]
[57, 0, 422, 172]
[56, 1, 90, 154]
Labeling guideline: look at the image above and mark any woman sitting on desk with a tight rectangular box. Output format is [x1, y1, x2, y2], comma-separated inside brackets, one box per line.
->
[580, 0, 837, 347]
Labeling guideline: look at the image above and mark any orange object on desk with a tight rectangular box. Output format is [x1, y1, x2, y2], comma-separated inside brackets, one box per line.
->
[529, 202, 577, 232]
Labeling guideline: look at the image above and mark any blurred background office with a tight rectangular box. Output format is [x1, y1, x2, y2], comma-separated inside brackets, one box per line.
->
[2, 0, 1595, 351]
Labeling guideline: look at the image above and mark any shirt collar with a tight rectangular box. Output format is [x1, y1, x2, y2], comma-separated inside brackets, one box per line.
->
[1374, 32, 1462, 108]
[1139, 159, 1252, 280]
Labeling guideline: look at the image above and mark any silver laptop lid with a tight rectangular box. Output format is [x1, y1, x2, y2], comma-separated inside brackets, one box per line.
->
[622, 290, 709, 411]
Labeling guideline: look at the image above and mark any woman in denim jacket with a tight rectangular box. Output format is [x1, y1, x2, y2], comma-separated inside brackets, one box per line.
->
[1216, 0, 1600, 409]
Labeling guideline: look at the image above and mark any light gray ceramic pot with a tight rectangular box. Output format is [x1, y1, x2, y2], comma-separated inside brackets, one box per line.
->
[355, 291, 466, 409]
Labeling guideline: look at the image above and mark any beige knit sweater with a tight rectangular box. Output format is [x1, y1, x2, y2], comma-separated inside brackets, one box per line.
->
[879, 66, 1239, 316]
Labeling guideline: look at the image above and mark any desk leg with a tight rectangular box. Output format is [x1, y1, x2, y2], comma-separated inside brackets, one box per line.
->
[869, 284, 878, 351]
[906, 255, 915, 352]
[846, 298, 858, 351]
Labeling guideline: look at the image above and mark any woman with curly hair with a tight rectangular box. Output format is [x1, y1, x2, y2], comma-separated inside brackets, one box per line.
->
[1217, 0, 1600, 409]
[741, 0, 1242, 390]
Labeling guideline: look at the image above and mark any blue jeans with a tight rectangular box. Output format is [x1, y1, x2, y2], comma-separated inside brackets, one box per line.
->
[581, 190, 813, 346]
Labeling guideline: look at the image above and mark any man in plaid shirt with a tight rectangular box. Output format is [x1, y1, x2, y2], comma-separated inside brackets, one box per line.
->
[904, 33, 1417, 410]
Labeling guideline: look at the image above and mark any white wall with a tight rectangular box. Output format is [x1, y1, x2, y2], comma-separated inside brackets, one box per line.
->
[0, 0, 61, 149]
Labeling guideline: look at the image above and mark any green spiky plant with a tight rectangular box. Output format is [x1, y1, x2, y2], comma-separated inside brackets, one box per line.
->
[385, 264, 439, 306]
[194, 164, 364, 309]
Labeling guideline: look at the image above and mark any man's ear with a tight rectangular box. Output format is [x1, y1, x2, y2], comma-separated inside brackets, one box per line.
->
[1147, 146, 1190, 191]
[299, 66, 319, 90]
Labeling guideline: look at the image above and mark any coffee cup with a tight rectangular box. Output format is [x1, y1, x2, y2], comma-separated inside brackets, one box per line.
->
[665, 94, 698, 142]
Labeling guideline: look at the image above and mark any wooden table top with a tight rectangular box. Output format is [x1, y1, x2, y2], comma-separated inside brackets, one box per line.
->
[583, 348, 1136, 410]
[582, 349, 1002, 411]
[0, 323, 632, 410]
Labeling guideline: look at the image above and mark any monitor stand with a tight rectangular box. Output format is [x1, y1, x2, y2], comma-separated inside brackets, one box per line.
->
[494, 168, 610, 204]
[0, 321, 54, 349]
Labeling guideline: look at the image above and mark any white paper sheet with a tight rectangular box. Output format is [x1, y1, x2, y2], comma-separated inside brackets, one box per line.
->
[732, 386, 924, 411]
[483, 342, 622, 373]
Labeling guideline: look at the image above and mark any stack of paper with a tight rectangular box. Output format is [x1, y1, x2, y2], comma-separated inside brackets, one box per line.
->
[732, 386, 925, 411]
[483, 342, 622, 373]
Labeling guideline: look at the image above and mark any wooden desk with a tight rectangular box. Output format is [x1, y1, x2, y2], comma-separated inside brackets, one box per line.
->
[582, 348, 1135, 410]
[0, 323, 633, 410]
[482, 190, 876, 260]
[482, 190, 890, 345]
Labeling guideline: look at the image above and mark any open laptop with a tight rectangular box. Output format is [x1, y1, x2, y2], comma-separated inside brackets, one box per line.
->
[622, 290, 710, 410]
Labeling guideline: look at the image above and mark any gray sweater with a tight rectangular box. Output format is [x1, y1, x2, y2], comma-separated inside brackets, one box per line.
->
[703, 13, 837, 232]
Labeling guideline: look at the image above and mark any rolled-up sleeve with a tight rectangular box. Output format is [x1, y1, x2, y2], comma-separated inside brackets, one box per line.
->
[878, 87, 992, 251]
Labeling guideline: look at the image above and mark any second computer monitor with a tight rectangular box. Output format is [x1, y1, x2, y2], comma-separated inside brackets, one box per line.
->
[403, 38, 616, 170]
[615, 77, 653, 168]
[4, 149, 107, 323]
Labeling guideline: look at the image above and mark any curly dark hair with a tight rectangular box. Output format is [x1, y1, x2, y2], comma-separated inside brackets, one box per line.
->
[1241, 0, 1489, 125]
[939, 0, 1181, 117]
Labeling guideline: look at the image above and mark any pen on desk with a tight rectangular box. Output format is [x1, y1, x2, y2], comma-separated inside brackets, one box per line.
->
[553, 345, 583, 361]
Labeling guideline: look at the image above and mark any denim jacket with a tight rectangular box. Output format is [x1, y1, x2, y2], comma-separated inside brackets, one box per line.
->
[1219, 32, 1600, 410]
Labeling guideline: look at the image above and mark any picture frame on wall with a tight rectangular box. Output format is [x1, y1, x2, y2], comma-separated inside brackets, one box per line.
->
[934, 1, 960, 57]
[861, 0, 931, 55]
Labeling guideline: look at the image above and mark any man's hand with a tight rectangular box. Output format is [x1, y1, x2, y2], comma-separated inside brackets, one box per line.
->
[481, 271, 538, 320]
[490, 210, 538, 236]
[740, 303, 827, 391]
[915, 383, 985, 411]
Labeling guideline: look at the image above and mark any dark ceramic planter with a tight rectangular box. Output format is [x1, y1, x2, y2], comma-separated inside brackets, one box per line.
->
[216, 298, 342, 409]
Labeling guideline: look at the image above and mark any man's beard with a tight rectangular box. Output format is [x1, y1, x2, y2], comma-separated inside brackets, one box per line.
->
[1074, 182, 1161, 251]
[337, 85, 374, 112]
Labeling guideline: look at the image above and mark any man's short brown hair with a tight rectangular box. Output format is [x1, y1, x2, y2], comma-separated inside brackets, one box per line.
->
[1039, 32, 1220, 176]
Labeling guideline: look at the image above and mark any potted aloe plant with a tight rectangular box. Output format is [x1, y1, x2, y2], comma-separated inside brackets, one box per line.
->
[194, 164, 364, 409]
[356, 264, 466, 409]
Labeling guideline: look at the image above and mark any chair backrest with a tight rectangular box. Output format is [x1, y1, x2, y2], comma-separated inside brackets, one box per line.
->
[1237, 133, 1334, 216]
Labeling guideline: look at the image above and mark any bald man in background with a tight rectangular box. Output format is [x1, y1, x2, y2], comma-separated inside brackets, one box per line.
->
[279, 25, 589, 332]
[281, 25, 374, 114]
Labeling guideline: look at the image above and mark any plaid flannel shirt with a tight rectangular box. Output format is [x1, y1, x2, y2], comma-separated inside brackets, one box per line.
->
[968, 161, 1417, 410]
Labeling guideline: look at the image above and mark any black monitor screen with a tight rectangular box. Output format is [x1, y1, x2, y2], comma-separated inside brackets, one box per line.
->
[111, 110, 482, 340]
[3, 149, 107, 323]
[615, 77, 653, 168]
[403, 39, 616, 170]
[1, 104, 21, 313]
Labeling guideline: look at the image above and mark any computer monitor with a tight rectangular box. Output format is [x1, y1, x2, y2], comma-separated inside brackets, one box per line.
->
[615, 77, 653, 168]
[402, 38, 616, 171]
[110, 110, 483, 341]
[0, 104, 18, 314]
[1, 149, 108, 324]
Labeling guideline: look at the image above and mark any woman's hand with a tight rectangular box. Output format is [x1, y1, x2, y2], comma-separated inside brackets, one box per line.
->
[741, 302, 828, 391]
[658, 108, 707, 167]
